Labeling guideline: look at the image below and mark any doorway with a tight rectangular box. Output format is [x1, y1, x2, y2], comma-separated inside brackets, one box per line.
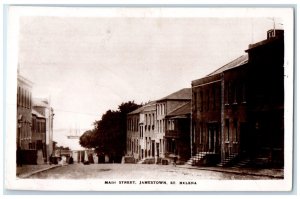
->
[208, 123, 219, 153]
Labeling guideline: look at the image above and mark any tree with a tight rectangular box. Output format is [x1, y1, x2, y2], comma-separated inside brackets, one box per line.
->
[79, 101, 141, 163]
[79, 130, 98, 149]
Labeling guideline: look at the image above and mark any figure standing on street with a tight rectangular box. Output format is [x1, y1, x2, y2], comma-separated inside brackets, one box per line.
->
[173, 156, 178, 167]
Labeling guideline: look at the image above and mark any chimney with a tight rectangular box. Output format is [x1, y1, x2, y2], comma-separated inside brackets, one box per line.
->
[267, 29, 284, 39]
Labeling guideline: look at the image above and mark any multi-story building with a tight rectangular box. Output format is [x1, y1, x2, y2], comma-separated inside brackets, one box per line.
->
[140, 101, 156, 159]
[190, 29, 284, 167]
[190, 55, 247, 165]
[31, 108, 47, 164]
[156, 88, 191, 159]
[165, 101, 191, 161]
[126, 101, 157, 161]
[239, 29, 284, 167]
[127, 106, 143, 160]
[17, 74, 33, 151]
[127, 88, 191, 163]
[32, 98, 55, 163]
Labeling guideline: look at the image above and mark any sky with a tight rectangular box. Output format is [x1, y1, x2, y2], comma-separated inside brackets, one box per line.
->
[17, 11, 283, 149]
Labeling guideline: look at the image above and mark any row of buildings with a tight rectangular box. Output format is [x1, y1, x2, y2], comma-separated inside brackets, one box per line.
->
[126, 29, 284, 168]
[127, 89, 192, 162]
[17, 72, 55, 165]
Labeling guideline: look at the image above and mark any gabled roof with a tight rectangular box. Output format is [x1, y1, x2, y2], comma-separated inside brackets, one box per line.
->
[128, 106, 144, 115]
[33, 98, 49, 107]
[166, 101, 191, 118]
[32, 108, 45, 118]
[157, 88, 191, 101]
[18, 74, 33, 87]
[207, 54, 248, 77]
[128, 101, 157, 115]
[143, 101, 156, 112]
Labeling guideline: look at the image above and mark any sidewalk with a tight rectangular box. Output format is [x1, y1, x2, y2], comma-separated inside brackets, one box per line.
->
[178, 164, 284, 179]
[16, 164, 62, 178]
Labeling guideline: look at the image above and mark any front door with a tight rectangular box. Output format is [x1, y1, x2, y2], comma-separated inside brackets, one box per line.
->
[208, 123, 219, 153]
[152, 141, 155, 157]
[240, 122, 250, 155]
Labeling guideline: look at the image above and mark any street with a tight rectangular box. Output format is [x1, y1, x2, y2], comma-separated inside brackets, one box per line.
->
[27, 163, 275, 180]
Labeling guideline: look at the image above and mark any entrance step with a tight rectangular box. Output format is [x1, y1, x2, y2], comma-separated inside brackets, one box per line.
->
[217, 153, 238, 167]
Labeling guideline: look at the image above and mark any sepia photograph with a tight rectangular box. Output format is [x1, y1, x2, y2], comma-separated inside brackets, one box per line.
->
[4, 5, 294, 192]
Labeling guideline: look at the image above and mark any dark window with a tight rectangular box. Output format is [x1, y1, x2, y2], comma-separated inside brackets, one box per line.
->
[233, 83, 237, 104]
[152, 113, 155, 125]
[139, 126, 141, 138]
[242, 82, 247, 103]
[26, 91, 28, 108]
[234, 120, 238, 142]
[31, 118, 34, 131]
[24, 89, 26, 108]
[29, 92, 31, 108]
[25, 90, 28, 108]
[20, 88, 23, 107]
[17, 87, 20, 106]
[193, 91, 197, 110]
[206, 90, 209, 111]
[145, 115, 148, 125]
[225, 119, 230, 141]
[225, 82, 230, 105]
[199, 122, 202, 144]
[38, 121, 41, 133]
[43, 122, 46, 132]
[213, 85, 216, 110]
[200, 91, 203, 112]
[133, 118, 135, 131]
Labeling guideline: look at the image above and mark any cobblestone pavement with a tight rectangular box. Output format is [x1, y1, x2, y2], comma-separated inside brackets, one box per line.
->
[26, 163, 282, 180]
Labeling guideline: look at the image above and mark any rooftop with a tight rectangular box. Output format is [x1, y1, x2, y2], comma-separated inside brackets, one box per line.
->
[33, 98, 49, 107]
[166, 101, 191, 118]
[207, 54, 248, 77]
[32, 108, 45, 118]
[246, 29, 284, 52]
[17, 74, 33, 87]
[143, 101, 157, 112]
[157, 88, 192, 101]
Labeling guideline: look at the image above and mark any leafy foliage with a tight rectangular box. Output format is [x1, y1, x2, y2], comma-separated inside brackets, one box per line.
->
[79, 101, 141, 162]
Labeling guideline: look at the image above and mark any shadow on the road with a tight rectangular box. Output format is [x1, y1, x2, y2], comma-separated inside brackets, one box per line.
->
[98, 169, 111, 172]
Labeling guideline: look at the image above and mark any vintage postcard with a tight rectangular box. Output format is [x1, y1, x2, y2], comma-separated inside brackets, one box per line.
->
[4, 5, 294, 191]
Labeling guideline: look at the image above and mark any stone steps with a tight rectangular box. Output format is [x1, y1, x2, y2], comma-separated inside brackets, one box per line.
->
[217, 153, 238, 167]
[185, 152, 215, 166]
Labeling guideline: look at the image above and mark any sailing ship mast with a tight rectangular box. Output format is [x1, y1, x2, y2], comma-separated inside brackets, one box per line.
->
[67, 123, 80, 139]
